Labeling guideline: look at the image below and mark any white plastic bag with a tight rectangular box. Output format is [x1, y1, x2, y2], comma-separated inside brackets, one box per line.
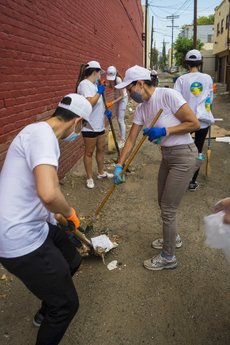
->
[204, 211, 230, 263]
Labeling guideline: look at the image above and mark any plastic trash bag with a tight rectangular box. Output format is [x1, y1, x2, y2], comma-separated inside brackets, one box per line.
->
[204, 211, 230, 263]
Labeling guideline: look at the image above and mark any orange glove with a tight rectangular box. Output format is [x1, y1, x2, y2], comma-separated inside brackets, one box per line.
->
[66, 208, 80, 229]
[106, 102, 113, 109]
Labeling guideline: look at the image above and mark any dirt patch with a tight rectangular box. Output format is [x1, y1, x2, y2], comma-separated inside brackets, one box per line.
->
[1, 94, 230, 345]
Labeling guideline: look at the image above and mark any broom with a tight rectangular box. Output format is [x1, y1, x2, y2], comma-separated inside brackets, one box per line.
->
[205, 125, 211, 177]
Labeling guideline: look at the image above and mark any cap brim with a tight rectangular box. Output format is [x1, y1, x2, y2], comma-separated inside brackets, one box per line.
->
[107, 75, 116, 80]
[115, 80, 132, 89]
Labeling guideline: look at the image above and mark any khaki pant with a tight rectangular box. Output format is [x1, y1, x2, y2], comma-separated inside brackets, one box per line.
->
[158, 143, 198, 256]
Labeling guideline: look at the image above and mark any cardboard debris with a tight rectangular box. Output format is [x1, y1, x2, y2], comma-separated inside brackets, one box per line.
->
[192, 125, 230, 139]
[216, 136, 230, 143]
[209, 125, 230, 138]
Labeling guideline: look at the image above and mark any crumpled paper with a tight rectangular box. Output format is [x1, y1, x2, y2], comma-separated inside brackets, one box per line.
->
[91, 234, 118, 253]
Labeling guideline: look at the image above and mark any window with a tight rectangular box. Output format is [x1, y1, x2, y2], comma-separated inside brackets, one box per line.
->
[207, 34, 213, 43]
[217, 23, 220, 36]
[226, 15, 229, 30]
[221, 19, 224, 33]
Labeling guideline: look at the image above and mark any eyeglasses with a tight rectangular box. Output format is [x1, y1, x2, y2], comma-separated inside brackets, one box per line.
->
[126, 82, 137, 93]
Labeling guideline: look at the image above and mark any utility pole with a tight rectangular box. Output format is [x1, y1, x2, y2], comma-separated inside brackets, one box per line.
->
[150, 16, 154, 68]
[193, 0, 198, 49]
[144, 0, 149, 68]
[154, 41, 158, 68]
[166, 14, 179, 67]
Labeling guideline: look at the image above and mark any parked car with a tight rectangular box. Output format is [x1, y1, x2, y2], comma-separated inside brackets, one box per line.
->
[169, 66, 178, 74]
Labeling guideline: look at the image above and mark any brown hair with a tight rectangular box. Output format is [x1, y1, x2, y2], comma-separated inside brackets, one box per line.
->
[114, 70, 123, 85]
[75, 64, 101, 92]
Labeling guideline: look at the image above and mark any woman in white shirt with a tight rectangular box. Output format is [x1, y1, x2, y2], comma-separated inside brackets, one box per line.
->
[174, 49, 214, 191]
[113, 65, 200, 271]
[106, 66, 128, 148]
[76, 61, 113, 189]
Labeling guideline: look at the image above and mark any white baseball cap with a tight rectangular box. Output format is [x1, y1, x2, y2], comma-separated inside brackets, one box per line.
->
[106, 66, 117, 80]
[85, 60, 105, 73]
[57, 93, 93, 128]
[115, 65, 151, 89]
[185, 49, 202, 61]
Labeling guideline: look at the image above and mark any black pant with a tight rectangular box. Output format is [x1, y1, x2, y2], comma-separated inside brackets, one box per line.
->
[192, 127, 209, 183]
[0, 223, 82, 345]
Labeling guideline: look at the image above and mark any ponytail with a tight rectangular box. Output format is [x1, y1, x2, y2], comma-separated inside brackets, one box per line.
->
[75, 64, 101, 92]
[115, 70, 123, 86]
[75, 64, 87, 92]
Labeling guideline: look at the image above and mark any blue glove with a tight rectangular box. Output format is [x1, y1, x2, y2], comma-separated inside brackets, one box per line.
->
[105, 110, 112, 119]
[97, 84, 105, 95]
[113, 165, 125, 185]
[143, 127, 167, 142]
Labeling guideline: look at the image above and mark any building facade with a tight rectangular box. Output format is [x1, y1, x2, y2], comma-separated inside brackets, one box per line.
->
[0, 0, 143, 177]
[213, 0, 230, 90]
[180, 24, 214, 44]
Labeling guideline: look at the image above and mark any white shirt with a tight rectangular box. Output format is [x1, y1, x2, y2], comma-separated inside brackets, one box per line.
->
[174, 72, 214, 128]
[133, 88, 193, 147]
[0, 122, 60, 258]
[115, 76, 128, 99]
[77, 79, 105, 132]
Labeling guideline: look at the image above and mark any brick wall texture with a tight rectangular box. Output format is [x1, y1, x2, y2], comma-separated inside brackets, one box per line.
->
[0, 0, 143, 178]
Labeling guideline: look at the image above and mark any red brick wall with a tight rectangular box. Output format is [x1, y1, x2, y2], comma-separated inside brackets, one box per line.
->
[0, 0, 143, 178]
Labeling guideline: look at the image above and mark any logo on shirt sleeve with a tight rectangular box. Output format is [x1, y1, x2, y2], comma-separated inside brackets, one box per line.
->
[190, 82, 203, 96]
[205, 96, 211, 112]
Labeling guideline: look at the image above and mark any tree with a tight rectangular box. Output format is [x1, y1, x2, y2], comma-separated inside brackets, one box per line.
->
[174, 36, 203, 67]
[150, 47, 158, 68]
[197, 15, 214, 25]
[159, 42, 167, 70]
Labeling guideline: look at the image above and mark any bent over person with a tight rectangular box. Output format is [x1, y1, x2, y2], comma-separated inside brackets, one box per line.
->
[113, 65, 200, 271]
[0, 94, 92, 345]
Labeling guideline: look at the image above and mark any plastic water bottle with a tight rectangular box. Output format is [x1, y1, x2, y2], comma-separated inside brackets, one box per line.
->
[197, 153, 205, 160]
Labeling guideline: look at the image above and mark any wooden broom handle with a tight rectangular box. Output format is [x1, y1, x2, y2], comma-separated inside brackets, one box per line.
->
[95, 108, 163, 217]
[55, 213, 92, 248]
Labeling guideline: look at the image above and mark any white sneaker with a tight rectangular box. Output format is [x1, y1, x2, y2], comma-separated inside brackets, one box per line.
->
[151, 236, 182, 249]
[86, 178, 94, 189]
[144, 253, 177, 271]
[97, 171, 114, 179]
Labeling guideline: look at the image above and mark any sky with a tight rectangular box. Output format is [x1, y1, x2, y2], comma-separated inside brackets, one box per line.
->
[141, 0, 222, 52]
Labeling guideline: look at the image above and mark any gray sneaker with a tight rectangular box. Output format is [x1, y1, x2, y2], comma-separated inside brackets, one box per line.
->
[144, 253, 177, 271]
[152, 237, 182, 250]
[33, 310, 45, 327]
